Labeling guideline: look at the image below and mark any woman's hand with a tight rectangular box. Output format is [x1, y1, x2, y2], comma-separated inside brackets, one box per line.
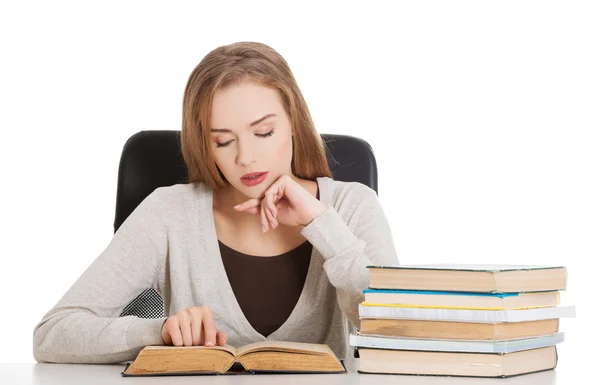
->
[233, 175, 327, 233]
[160, 306, 228, 347]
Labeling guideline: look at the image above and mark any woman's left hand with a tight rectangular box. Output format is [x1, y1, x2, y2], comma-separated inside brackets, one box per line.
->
[233, 175, 327, 233]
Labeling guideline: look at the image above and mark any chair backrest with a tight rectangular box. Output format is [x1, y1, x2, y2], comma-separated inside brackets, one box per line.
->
[116, 130, 378, 318]
[114, 130, 378, 232]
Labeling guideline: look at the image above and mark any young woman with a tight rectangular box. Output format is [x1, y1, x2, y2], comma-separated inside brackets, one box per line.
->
[33, 42, 398, 364]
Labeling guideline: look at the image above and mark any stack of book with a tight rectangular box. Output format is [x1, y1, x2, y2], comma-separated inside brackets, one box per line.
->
[350, 264, 576, 378]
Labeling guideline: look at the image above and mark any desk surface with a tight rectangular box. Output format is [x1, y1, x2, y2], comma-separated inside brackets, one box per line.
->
[1, 359, 561, 385]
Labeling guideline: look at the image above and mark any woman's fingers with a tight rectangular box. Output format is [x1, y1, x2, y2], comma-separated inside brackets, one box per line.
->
[165, 318, 183, 347]
[161, 318, 175, 346]
[190, 310, 203, 346]
[272, 194, 280, 217]
[268, 192, 280, 218]
[260, 202, 269, 232]
[265, 191, 279, 228]
[262, 187, 282, 231]
[232, 187, 285, 232]
[216, 330, 228, 346]
[201, 308, 218, 347]
[233, 198, 260, 212]
[263, 200, 277, 230]
[178, 311, 194, 346]
[162, 306, 226, 347]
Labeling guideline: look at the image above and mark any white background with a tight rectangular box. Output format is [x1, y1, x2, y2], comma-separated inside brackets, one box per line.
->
[1, 0, 597, 378]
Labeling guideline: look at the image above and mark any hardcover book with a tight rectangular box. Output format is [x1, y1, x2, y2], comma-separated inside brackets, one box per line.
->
[367, 264, 567, 293]
[122, 341, 347, 376]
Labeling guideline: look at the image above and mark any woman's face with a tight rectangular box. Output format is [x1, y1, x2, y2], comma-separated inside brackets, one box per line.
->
[209, 81, 294, 199]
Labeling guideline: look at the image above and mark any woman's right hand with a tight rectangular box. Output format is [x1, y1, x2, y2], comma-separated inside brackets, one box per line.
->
[160, 306, 228, 347]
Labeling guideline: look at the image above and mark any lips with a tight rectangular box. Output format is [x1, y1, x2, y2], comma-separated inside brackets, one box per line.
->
[241, 172, 267, 179]
[240, 172, 268, 186]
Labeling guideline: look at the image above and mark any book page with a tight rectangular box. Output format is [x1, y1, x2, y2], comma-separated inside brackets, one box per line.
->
[143, 344, 238, 356]
[236, 340, 334, 357]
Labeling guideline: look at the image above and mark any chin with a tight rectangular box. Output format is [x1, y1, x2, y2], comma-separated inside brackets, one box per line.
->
[234, 183, 267, 199]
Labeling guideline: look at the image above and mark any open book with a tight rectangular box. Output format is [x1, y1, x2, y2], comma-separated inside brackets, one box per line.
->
[122, 341, 347, 376]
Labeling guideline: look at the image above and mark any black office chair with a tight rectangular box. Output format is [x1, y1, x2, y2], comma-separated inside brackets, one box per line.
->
[117, 130, 378, 318]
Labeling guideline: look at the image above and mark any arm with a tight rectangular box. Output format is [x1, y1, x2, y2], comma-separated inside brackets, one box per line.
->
[33, 189, 168, 364]
[300, 185, 399, 328]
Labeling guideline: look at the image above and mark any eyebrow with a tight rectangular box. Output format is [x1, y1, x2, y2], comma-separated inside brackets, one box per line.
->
[210, 113, 277, 133]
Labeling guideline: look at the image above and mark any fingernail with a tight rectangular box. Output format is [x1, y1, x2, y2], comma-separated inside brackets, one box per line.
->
[233, 205, 240, 209]
[262, 226, 266, 233]
[205, 340, 214, 347]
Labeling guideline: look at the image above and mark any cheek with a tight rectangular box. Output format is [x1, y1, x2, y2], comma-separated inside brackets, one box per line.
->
[212, 152, 231, 173]
[273, 137, 293, 162]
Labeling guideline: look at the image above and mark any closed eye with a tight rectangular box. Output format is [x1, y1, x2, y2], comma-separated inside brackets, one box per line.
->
[216, 129, 275, 148]
[216, 140, 234, 148]
[256, 130, 275, 138]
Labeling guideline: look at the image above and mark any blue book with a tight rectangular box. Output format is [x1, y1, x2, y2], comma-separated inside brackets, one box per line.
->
[361, 289, 559, 310]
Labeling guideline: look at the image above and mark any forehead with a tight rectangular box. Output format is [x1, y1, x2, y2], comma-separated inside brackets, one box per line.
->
[210, 82, 284, 129]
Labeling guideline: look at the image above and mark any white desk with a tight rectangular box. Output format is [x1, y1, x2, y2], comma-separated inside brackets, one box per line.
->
[1, 359, 560, 385]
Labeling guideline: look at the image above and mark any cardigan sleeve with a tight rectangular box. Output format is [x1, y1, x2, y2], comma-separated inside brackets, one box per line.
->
[301, 185, 399, 328]
[33, 189, 168, 364]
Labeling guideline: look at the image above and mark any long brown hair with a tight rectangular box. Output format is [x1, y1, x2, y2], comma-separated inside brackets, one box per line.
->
[181, 42, 332, 190]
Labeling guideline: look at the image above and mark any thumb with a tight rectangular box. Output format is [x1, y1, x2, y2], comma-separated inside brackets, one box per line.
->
[160, 319, 173, 345]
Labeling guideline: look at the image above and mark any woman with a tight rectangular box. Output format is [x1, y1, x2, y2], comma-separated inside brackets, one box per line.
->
[33, 42, 398, 364]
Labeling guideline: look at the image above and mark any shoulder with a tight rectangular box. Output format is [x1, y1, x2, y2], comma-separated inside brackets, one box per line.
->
[319, 177, 377, 205]
[148, 182, 211, 210]
[153, 182, 205, 197]
[312, 177, 389, 234]
[317, 177, 379, 217]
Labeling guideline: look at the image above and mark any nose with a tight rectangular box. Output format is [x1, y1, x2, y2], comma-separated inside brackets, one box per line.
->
[235, 138, 255, 167]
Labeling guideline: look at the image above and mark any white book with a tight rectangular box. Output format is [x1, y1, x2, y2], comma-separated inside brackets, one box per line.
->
[359, 304, 576, 323]
[349, 332, 564, 354]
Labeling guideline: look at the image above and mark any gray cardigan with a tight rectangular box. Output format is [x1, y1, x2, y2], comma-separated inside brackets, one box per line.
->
[33, 176, 399, 363]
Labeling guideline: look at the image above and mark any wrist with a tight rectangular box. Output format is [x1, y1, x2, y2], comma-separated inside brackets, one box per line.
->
[302, 203, 328, 227]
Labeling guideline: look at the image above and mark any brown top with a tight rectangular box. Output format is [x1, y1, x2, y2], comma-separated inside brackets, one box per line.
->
[219, 188, 319, 337]
[219, 240, 312, 337]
